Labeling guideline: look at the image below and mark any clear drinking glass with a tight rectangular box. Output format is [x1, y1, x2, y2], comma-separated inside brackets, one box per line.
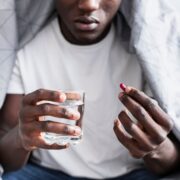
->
[39, 90, 85, 145]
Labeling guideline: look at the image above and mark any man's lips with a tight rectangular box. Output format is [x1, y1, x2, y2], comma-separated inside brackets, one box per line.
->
[75, 16, 99, 24]
[74, 16, 100, 31]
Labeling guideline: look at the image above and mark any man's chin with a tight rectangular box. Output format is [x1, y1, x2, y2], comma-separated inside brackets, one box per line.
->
[74, 34, 103, 45]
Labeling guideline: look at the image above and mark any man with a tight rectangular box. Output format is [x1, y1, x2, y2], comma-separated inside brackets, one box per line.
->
[0, 0, 179, 179]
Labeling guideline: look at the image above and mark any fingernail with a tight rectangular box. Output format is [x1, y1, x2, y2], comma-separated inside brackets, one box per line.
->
[59, 93, 66, 102]
[39, 116, 45, 121]
[70, 111, 80, 120]
[65, 108, 80, 120]
[68, 126, 81, 135]
[120, 83, 126, 91]
[74, 126, 81, 135]
[65, 143, 70, 148]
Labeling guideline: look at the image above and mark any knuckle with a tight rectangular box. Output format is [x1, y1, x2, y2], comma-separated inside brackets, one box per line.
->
[130, 89, 140, 98]
[41, 121, 49, 132]
[149, 144, 157, 151]
[40, 104, 50, 114]
[124, 123, 134, 135]
[63, 125, 71, 134]
[139, 143, 155, 152]
[36, 89, 45, 97]
[165, 119, 174, 132]
[158, 133, 166, 143]
[50, 91, 59, 100]
[134, 107, 146, 119]
[151, 133, 166, 145]
[145, 99, 156, 111]
[129, 124, 137, 135]
[60, 108, 67, 116]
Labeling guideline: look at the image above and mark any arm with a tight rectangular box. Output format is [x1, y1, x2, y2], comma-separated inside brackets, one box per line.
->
[0, 90, 81, 172]
[0, 95, 31, 171]
[114, 85, 180, 175]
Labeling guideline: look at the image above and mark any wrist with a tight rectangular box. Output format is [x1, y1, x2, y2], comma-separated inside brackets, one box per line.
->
[143, 137, 179, 175]
[16, 125, 34, 152]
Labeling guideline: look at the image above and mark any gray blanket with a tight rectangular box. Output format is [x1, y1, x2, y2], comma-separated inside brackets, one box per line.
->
[0, 0, 180, 140]
[121, 0, 180, 140]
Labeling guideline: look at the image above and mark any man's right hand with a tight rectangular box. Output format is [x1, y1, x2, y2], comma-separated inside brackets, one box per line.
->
[18, 89, 81, 151]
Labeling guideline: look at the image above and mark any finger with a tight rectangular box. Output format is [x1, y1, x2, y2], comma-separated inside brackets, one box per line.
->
[41, 143, 69, 150]
[21, 103, 80, 121]
[119, 94, 167, 144]
[65, 91, 83, 101]
[31, 135, 70, 150]
[19, 121, 80, 150]
[124, 87, 173, 132]
[23, 89, 66, 105]
[22, 121, 81, 141]
[118, 111, 155, 151]
[114, 119, 146, 158]
[39, 121, 82, 136]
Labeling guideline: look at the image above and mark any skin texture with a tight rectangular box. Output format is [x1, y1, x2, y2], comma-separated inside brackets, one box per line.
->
[114, 86, 180, 175]
[56, 0, 122, 45]
[0, 0, 123, 172]
[0, 91, 82, 170]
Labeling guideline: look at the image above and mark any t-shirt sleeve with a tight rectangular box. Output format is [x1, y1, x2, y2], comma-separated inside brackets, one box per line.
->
[7, 54, 25, 94]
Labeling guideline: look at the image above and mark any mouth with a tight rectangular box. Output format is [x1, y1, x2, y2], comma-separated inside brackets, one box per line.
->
[74, 16, 100, 31]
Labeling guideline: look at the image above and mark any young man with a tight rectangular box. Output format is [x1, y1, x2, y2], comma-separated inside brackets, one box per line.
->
[0, 0, 179, 179]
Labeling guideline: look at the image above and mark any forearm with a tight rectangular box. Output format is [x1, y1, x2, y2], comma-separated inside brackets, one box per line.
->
[143, 137, 180, 175]
[0, 126, 31, 172]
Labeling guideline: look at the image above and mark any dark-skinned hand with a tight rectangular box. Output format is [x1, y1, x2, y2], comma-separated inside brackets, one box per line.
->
[114, 85, 173, 159]
[18, 89, 81, 151]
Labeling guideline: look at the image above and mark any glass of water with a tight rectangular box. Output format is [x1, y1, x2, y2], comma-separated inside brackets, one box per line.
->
[39, 90, 85, 145]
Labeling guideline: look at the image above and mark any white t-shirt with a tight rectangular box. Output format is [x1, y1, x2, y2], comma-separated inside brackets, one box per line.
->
[8, 18, 144, 179]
